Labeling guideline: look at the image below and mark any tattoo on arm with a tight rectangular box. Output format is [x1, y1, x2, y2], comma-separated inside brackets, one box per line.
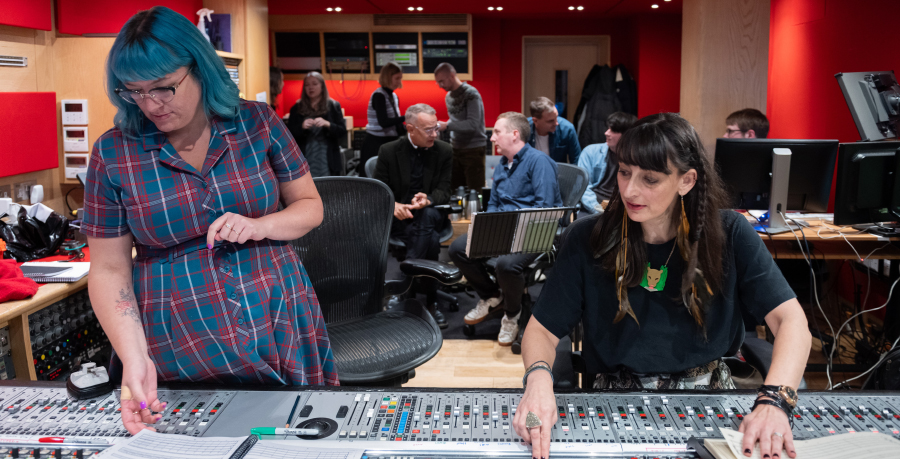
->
[114, 289, 141, 324]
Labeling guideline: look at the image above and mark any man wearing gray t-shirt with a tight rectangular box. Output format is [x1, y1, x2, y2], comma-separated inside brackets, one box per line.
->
[435, 63, 488, 190]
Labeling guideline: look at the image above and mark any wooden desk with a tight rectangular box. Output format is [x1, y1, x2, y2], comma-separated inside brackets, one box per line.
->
[0, 279, 88, 380]
[749, 217, 900, 260]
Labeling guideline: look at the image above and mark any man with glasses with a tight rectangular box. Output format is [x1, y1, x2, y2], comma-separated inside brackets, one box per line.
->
[374, 103, 453, 328]
[723, 108, 769, 139]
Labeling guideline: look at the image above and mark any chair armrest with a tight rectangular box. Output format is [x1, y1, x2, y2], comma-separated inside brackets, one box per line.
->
[434, 204, 464, 214]
[399, 259, 462, 284]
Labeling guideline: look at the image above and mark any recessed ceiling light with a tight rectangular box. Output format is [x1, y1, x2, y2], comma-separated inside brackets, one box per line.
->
[326, 7, 333, 11]
[651, 4, 659, 8]
[417, 6, 423, 10]
[488, 6, 494, 10]
[335, 6, 342, 12]
[568, 6, 575, 10]
[408, 6, 414, 10]
[577, 6, 584, 10]
[497, 6, 503, 10]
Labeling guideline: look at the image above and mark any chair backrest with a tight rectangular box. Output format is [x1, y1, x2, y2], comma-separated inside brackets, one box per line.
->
[364, 156, 378, 178]
[291, 177, 394, 323]
[557, 162, 590, 222]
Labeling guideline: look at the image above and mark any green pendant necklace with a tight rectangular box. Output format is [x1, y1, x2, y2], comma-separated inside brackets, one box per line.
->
[639, 240, 677, 292]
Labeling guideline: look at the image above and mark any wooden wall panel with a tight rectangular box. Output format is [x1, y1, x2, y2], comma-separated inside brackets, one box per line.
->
[680, 0, 770, 155]
[245, 0, 269, 102]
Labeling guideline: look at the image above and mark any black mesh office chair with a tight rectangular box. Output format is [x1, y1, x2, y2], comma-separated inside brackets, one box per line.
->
[291, 177, 461, 386]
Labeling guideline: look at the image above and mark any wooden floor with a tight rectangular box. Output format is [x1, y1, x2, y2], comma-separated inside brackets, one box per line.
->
[405, 339, 864, 390]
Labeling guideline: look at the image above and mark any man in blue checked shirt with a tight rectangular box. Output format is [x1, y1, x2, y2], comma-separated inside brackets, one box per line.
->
[448, 112, 562, 346]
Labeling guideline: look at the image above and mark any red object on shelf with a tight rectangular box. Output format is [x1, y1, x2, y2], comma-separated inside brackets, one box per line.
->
[56, 0, 203, 35]
[0, 92, 58, 178]
[0, 0, 52, 31]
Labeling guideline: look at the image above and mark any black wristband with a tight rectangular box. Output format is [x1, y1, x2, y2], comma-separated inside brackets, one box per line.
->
[752, 398, 793, 424]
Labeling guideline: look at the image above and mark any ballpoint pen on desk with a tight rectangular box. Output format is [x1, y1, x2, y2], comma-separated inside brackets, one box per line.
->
[250, 427, 320, 438]
[286, 395, 301, 428]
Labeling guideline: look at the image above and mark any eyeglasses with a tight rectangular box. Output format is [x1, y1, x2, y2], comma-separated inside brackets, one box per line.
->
[115, 69, 191, 105]
[415, 124, 441, 135]
[724, 128, 747, 136]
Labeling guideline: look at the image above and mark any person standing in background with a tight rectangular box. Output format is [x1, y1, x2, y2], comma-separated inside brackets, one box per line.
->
[269, 66, 284, 113]
[287, 72, 348, 177]
[434, 63, 487, 190]
[360, 62, 404, 177]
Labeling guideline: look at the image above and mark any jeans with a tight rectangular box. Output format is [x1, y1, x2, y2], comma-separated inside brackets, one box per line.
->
[448, 234, 539, 316]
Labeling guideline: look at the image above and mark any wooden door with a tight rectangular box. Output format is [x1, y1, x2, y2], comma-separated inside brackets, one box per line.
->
[523, 36, 610, 121]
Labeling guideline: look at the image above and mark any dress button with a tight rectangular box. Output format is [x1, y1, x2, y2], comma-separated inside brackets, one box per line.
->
[230, 293, 237, 300]
[201, 182, 208, 189]
[208, 210, 215, 218]
[237, 319, 243, 325]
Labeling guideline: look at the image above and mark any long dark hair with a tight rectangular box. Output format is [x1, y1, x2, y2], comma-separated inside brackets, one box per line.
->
[592, 113, 728, 327]
[296, 71, 329, 117]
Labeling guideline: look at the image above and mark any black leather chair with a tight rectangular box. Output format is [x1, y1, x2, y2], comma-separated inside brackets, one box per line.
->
[291, 177, 461, 386]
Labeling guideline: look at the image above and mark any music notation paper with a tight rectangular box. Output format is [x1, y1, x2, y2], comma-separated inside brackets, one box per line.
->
[702, 428, 900, 459]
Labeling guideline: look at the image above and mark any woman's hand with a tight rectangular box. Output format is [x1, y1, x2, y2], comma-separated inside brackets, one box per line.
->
[119, 356, 165, 435]
[314, 117, 330, 128]
[739, 403, 795, 458]
[207, 212, 268, 247]
[513, 372, 558, 459]
[302, 118, 315, 129]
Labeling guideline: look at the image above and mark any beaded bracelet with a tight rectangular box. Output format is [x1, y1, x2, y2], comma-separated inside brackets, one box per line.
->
[522, 365, 554, 388]
[527, 360, 552, 371]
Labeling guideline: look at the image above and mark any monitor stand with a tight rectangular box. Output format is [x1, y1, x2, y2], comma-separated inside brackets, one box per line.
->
[755, 148, 800, 234]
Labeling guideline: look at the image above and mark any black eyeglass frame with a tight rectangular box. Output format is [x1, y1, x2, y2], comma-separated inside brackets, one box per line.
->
[114, 68, 192, 105]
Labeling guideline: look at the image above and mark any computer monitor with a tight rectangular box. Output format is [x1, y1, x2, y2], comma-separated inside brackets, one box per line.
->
[835, 71, 900, 141]
[833, 141, 900, 228]
[714, 138, 839, 213]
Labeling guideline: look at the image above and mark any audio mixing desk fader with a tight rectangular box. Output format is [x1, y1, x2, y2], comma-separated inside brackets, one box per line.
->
[1, 383, 899, 458]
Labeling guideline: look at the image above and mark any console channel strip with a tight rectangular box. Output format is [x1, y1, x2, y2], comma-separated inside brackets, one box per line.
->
[0, 327, 13, 380]
[28, 289, 112, 381]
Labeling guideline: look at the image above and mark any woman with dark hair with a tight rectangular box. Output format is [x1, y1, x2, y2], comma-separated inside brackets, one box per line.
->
[82, 6, 338, 435]
[514, 113, 810, 459]
[359, 62, 404, 177]
[287, 72, 348, 177]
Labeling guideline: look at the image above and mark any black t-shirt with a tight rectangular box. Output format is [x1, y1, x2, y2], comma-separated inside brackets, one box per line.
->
[532, 210, 795, 375]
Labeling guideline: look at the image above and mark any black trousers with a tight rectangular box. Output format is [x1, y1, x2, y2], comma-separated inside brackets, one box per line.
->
[392, 206, 448, 300]
[448, 234, 539, 316]
[359, 133, 398, 177]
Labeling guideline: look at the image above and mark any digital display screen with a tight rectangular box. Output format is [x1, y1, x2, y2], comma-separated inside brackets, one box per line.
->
[64, 103, 83, 112]
[66, 156, 88, 166]
[66, 130, 85, 138]
[422, 32, 469, 74]
[373, 32, 418, 73]
[376, 52, 417, 67]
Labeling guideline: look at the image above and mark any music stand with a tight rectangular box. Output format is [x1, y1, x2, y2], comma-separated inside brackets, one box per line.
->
[465, 207, 576, 258]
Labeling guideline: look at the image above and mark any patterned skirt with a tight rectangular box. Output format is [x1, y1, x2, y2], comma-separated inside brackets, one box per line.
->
[593, 360, 736, 390]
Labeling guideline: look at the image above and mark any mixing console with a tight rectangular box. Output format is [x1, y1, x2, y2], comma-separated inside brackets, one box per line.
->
[0, 384, 897, 458]
[27, 289, 111, 381]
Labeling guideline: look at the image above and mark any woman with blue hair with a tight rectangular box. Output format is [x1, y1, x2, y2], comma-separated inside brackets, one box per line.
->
[81, 6, 338, 434]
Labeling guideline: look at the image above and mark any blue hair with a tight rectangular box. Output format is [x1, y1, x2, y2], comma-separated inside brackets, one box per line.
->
[105, 6, 240, 138]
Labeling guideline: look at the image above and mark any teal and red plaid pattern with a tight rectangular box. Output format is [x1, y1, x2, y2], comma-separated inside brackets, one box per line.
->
[83, 101, 338, 386]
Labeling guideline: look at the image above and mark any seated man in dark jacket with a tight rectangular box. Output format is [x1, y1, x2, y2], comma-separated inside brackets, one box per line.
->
[374, 103, 453, 328]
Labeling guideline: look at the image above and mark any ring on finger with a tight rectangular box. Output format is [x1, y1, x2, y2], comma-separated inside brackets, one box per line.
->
[224, 223, 233, 230]
[772, 431, 783, 438]
[525, 411, 542, 429]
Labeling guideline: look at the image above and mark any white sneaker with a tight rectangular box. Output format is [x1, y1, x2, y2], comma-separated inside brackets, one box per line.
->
[464, 295, 503, 325]
[498, 312, 520, 346]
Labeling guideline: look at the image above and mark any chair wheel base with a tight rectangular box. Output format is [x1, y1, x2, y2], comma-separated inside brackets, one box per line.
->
[463, 324, 476, 336]
[511, 340, 522, 355]
[448, 300, 459, 312]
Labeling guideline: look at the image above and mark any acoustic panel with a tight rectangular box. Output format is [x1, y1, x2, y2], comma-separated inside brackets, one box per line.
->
[0, 92, 59, 178]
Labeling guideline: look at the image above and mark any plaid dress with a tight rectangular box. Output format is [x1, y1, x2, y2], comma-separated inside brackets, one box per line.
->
[82, 101, 338, 386]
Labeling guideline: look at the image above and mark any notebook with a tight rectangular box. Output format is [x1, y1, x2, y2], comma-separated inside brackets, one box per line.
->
[20, 261, 90, 283]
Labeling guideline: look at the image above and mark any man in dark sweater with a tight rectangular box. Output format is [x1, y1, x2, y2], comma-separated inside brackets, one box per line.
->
[374, 103, 453, 328]
[434, 63, 488, 190]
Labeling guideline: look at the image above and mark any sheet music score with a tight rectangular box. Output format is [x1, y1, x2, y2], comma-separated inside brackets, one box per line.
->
[97, 430, 245, 458]
[717, 428, 900, 459]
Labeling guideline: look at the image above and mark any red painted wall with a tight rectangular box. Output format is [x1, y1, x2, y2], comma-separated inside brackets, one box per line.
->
[0, 0, 52, 31]
[56, 0, 202, 35]
[767, 0, 900, 142]
[280, 15, 682, 128]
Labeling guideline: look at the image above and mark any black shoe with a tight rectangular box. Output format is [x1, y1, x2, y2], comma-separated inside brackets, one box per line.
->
[430, 307, 448, 329]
